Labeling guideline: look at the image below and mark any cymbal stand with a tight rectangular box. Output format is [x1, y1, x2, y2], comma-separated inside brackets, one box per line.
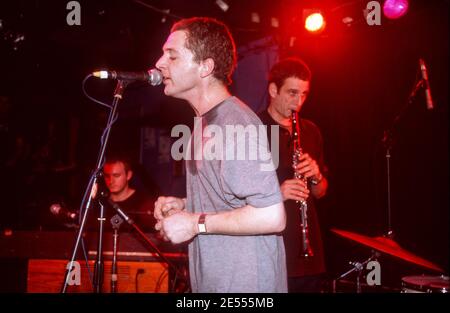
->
[332, 251, 379, 293]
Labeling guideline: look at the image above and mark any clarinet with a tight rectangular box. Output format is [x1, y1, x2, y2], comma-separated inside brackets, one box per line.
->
[292, 111, 314, 257]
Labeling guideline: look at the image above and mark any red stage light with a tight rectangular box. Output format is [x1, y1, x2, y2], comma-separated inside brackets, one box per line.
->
[304, 12, 325, 33]
[383, 0, 409, 19]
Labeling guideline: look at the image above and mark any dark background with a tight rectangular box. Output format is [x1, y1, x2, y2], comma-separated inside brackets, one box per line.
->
[1, 0, 448, 291]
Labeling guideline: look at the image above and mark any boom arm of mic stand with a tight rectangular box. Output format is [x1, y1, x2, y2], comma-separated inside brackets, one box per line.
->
[384, 78, 426, 145]
[102, 198, 185, 281]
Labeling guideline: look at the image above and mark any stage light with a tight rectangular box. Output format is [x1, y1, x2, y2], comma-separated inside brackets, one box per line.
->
[383, 0, 409, 19]
[215, 0, 229, 12]
[251, 12, 260, 23]
[304, 12, 325, 32]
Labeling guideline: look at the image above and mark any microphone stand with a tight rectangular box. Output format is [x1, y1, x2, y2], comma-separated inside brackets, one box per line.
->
[60, 80, 128, 293]
[110, 214, 124, 293]
[92, 197, 107, 292]
[100, 197, 187, 292]
[381, 77, 425, 238]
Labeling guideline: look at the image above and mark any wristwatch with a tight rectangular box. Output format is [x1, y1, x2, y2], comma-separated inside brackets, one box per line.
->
[198, 213, 207, 234]
[311, 173, 324, 186]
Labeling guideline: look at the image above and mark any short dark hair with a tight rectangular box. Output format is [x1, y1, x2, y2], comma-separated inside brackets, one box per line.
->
[268, 58, 312, 90]
[104, 155, 132, 173]
[171, 17, 237, 85]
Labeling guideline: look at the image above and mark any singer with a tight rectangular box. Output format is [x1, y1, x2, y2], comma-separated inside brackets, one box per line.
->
[153, 17, 287, 293]
[258, 58, 329, 293]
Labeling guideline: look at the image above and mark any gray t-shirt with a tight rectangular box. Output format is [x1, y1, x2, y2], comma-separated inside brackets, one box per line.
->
[185, 96, 287, 292]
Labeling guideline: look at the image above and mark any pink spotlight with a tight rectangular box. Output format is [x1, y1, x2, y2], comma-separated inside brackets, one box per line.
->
[383, 0, 409, 19]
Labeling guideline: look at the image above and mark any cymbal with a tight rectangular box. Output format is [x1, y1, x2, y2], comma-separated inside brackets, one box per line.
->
[331, 228, 443, 272]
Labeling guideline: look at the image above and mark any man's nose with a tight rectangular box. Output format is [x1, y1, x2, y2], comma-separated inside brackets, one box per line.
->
[295, 97, 304, 109]
[155, 55, 165, 70]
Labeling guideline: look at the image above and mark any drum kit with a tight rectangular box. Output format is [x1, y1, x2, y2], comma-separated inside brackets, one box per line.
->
[328, 90, 449, 293]
[331, 228, 449, 293]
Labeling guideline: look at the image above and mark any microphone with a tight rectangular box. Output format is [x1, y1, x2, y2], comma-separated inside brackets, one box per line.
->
[419, 58, 434, 110]
[49, 203, 78, 220]
[92, 68, 163, 86]
[99, 198, 134, 225]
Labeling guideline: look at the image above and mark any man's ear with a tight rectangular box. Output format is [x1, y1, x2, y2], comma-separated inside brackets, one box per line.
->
[126, 170, 133, 181]
[200, 58, 215, 78]
[268, 82, 279, 99]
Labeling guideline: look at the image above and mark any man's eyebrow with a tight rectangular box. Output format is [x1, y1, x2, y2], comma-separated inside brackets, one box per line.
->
[163, 47, 178, 54]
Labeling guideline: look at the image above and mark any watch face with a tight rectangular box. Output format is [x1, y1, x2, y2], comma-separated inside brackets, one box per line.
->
[198, 224, 207, 233]
[198, 213, 207, 233]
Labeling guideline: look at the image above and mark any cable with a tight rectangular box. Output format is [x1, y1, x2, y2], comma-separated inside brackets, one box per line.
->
[155, 268, 169, 292]
[135, 268, 146, 293]
[82, 74, 113, 109]
[133, 0, 183, 19]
